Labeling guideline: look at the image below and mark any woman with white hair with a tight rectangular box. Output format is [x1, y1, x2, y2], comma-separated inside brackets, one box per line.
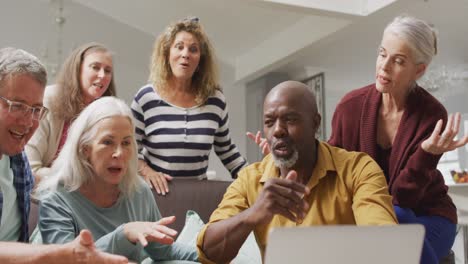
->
[329, 15, 467, 263]
[37, 97, 198, 263]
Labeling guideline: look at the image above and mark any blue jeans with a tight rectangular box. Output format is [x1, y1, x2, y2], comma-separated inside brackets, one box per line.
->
[394, 206, 456, 264]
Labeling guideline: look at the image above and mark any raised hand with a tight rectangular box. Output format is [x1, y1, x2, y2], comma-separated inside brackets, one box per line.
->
[246, 131, 270, 155]
[246, 170, 309, 226]
[123, 216, 178, 247]
[422, 112, 468, 155]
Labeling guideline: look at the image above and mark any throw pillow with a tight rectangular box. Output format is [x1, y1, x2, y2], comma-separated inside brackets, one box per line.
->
[176, 210, 261, 264]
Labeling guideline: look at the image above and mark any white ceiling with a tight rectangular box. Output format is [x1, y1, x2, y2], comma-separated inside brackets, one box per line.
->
[262, 0, 397, 15]
[71, 0, 398, 82]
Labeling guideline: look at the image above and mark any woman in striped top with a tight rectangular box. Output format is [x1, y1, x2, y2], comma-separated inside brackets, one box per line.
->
[131, 17, 247, 195]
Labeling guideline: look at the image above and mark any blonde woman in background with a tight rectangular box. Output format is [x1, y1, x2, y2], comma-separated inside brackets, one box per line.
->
[26, 42, 116, 185]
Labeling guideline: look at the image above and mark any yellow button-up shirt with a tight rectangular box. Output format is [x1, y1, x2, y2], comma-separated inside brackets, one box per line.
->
[197, 142, 397, 263]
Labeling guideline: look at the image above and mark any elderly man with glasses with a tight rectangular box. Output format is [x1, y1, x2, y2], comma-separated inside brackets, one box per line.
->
[0, 47, 130, 264]
[0, 47, 47, 243]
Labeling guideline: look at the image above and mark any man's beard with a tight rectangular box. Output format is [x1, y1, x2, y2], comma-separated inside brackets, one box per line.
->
[272, 148, 299, 169]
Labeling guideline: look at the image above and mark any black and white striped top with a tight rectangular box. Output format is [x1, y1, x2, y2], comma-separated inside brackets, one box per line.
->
[131, 85, 247, 179]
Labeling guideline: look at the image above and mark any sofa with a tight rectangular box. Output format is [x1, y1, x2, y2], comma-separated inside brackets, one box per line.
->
[28, 179, 232, 237]
[27, 179, 455, 264]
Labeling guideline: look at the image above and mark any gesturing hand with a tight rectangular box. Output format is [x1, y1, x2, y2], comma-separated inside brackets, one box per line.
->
[71, 229, 131, 264]
[422, 112, 468, 155]
[246, 131, 271, 155]
[247, 170, 310, 226]
[123, 216, 178, 247]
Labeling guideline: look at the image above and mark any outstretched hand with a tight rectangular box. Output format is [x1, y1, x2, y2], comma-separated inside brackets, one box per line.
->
[71, 229, 131, 264]
[421, 112, 468, 155]
[123, 216, 178, 247]
[246, 131, 270, 155]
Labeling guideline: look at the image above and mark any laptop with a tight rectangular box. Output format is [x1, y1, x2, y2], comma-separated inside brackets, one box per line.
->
[265, 224, 424, 264]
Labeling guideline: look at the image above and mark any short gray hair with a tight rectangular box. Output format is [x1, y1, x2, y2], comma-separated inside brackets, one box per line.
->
[0, 47, 47, 89]
[384, 15, 437, 65]
[37, 97, 140, 198]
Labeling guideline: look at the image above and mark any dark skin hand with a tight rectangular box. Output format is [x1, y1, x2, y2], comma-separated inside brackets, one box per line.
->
[202, 170, 310, 263]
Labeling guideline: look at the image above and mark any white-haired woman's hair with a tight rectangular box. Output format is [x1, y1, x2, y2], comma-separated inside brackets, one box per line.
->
[384, 15, 438, 66]
[36, 96, 140, 198]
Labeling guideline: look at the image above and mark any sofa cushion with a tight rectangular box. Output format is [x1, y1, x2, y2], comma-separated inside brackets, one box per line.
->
[176, 210, 204, 246]
[176, 210, 261, 264]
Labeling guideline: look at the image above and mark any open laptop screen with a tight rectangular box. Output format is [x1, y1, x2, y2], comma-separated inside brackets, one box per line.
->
[265, 224, 424, 264]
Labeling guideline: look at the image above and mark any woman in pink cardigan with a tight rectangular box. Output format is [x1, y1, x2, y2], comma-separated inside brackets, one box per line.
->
[329, 15, 467, 264]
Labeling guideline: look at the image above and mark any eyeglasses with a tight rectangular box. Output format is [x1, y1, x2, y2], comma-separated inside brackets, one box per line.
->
[0, 96, 48, 121]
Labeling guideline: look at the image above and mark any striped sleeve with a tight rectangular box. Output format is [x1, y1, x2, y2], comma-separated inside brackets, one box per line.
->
[213, 91, 247, 178]
[131, 86, 151, 160]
